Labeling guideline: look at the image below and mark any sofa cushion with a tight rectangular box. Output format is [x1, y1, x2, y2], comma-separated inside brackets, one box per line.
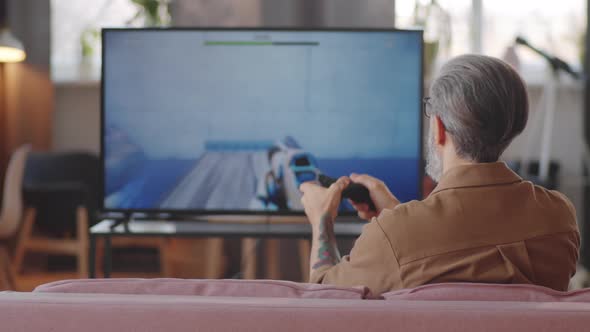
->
[383, 283, 590, 302]
[34, 278, 372, 299]
[6, 291, 590, 332]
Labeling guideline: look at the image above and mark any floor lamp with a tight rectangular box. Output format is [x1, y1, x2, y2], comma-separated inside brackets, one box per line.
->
[1, 0, 24, 153]
[0, 0, 26, 185]
[0, 0, 25, 61]
[0, 26, 27, 142]
[0, 29, 25, 63]
[0, 0, 27, 140]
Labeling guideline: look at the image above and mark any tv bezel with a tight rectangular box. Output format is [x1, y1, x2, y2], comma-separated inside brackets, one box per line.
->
[100, 27, 424, 216]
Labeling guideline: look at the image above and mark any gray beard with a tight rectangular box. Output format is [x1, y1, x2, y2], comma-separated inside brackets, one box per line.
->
[425, 132, 443, 182]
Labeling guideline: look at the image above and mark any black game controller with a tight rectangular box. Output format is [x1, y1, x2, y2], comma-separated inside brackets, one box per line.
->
[318, 174, 376, 211]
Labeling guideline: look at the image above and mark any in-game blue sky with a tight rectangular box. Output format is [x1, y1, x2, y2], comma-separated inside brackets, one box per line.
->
[104, 30, 422, 160]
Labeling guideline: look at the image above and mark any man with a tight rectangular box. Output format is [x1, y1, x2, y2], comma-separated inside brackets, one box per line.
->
[300, 54, 580, 294]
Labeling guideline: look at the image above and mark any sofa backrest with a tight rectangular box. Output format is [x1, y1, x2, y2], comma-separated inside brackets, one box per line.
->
[384, 282, 590, 302]
[36, 279, 590, 303]
[34, 278, 372, 299]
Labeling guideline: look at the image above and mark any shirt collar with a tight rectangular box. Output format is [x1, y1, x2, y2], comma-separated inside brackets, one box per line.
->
[430, 162, 522, 195]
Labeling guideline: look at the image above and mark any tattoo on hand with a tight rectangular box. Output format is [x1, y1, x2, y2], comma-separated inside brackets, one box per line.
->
[312, 213, 341, 270]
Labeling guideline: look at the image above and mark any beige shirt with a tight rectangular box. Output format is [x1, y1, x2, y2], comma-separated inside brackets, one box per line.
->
[310, 162, 580, 294]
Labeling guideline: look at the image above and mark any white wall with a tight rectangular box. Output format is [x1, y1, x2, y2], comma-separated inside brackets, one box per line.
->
[503, 83, 585, 222]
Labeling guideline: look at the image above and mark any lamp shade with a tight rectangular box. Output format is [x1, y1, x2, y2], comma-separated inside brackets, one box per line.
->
[0, 28, 25, 63]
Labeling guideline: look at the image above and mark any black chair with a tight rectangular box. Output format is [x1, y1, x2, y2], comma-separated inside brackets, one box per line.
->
[13, 151, 100, 278]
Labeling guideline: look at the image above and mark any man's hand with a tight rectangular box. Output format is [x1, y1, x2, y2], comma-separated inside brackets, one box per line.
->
[300, 177, 349, 275]
[348, 173, 400, 220]
[300, 176, 350, 227]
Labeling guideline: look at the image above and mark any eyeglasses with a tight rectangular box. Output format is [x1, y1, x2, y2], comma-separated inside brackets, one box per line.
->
[423, 97, 432, 118]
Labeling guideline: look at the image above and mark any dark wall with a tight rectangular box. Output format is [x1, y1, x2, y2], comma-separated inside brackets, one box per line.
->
[262, 0, 395, 28]
[7, 0, 50, 70]
[169, 0, 395, 28]
[582, 0, 590, 269]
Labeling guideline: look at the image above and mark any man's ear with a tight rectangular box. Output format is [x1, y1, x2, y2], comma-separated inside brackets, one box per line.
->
[434, 116, 446, 146]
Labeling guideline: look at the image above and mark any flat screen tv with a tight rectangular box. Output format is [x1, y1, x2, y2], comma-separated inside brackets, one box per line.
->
[101, 28, 423, 215]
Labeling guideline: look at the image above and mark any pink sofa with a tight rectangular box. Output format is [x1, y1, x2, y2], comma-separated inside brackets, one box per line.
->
[1, 279, 590, 331]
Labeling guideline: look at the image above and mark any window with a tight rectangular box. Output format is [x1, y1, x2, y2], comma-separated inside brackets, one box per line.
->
[50, 0, 260, 82]
[395, 0, 471, 58]
[395, 0, 586, 77]
[483, 0, 585, 69]
[51, 0, 136, 80]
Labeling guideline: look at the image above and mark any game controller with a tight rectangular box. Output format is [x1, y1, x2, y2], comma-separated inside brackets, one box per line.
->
[318, 174, 376, 211]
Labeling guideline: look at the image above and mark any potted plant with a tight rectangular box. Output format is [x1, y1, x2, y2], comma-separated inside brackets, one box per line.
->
[127, 0, 171, 27]
[412, 0, 452, 80]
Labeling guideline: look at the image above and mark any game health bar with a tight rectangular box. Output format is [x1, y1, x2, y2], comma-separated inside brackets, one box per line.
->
[204, 41, 319, 46]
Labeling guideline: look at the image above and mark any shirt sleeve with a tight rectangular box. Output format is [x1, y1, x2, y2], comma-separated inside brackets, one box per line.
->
[309, 217, 402, 295]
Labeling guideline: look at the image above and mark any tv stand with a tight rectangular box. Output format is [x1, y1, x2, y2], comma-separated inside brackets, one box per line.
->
[108, 213, 131, 231]
[104, 212, 199, 231]
[89, 216, 364, 280]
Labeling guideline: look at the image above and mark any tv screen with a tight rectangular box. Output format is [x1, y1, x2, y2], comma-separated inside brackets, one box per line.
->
[102, 28, 423, 214]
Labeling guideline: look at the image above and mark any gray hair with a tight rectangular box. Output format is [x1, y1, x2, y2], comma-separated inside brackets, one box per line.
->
[429, 54, 529, 162]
